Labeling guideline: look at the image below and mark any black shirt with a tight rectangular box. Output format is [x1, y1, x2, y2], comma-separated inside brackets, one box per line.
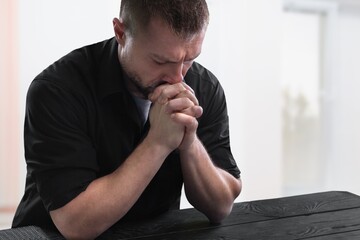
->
[12, 38, 240, 229]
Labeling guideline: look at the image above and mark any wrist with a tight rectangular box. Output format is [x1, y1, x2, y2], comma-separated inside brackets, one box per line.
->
[179, 134, 199, 155]
[143, 132, 175, 158]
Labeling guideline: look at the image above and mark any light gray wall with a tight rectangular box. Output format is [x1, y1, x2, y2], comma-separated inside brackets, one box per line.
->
[12, 0, 360, 208]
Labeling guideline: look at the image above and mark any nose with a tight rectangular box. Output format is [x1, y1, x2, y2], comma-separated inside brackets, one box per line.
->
[164, 63, 185, 84]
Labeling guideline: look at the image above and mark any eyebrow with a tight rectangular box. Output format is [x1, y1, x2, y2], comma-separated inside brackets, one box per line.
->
[151, 52, 201, 64]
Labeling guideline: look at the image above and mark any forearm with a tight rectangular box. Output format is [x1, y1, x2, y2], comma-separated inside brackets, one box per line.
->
[50, 137, 171, 240]
[180, 137, 242, 223]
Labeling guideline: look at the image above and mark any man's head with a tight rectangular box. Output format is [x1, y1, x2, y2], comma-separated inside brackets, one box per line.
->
[113, 0, 209, 99]
[119, 0, 209, 39]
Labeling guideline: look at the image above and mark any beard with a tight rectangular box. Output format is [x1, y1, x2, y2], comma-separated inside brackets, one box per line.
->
[123, 67, 168, 99]
[120, 54, 170, 99]
[129, 74, 155, 99]
[121, 65, 159, 99]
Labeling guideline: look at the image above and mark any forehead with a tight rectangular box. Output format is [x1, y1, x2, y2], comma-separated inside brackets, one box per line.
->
[135, 17, 206, 60]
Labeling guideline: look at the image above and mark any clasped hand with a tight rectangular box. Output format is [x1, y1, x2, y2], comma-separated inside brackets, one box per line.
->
[147, 82, 203, 152]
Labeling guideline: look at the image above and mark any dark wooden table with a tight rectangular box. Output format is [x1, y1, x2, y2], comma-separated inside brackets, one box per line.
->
[1, 191, 360, 239]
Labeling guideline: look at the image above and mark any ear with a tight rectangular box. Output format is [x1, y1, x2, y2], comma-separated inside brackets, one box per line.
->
[113, 18, 126, 46]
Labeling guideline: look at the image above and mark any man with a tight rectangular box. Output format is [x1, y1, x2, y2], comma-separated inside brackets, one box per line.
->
[13, 0, 242, 239]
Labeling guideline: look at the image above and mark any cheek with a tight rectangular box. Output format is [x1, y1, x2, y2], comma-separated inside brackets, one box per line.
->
[137, 62, 164, 83]
[146, 63, 169, 79]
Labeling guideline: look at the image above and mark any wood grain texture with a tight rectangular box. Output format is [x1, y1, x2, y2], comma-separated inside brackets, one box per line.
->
[98, 191, 360, 239]
[1, 191, 359, 239]
[127, 208, 360, 240]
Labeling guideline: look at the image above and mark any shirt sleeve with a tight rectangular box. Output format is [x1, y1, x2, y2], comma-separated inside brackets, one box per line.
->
[188, 64, 241, 179]
[25, 79, 98, 211]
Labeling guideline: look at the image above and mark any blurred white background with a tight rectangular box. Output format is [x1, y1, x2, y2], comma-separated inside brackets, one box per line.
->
[1, 0, 360, 230]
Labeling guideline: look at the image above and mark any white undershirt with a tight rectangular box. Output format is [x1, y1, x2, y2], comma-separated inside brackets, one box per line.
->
[132, 96, 151, 126]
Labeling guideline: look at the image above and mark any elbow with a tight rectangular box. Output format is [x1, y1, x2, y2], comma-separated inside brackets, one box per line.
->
[70, 233, 101, 240]
[206, 204, 233, 224]
[203, 196, 236, 224]
[50, 210, 103, 240]
[234, 177, 242, 199]
[208, 177, 242, 224]
[54, 222, 103, 240]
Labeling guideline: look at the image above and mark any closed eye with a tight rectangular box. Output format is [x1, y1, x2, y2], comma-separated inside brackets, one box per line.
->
[153, 59, 167, 65]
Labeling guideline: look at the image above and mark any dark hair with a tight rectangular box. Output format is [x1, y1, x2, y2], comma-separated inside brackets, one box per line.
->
[120, 0, 209, 39]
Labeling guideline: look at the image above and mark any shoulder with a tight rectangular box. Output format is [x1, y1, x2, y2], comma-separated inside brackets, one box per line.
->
[186, 62, 219, 88]
[33, 38, 116, 96]
[26, 39, 115, 117]
[185, 62, 226, 104]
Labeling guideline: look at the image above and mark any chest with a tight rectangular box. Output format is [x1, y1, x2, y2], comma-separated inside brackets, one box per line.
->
[94, 94, 145, 173]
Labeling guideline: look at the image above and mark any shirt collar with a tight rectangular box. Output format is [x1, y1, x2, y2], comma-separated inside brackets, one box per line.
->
[97, 37, 128, 101]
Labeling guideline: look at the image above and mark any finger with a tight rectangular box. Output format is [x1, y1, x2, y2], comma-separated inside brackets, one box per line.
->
[187, 106, 203, 118]
[166, 97, 202, 118]
[175, 90, 199, 106]
[153, 83, 187, 104]
[182, 82, 195, 95]
[165, 97, 195, 113]
[149, 82, 196, 103]
[148, 84, 170, 102]
[169, 104, 203, 119]
[171, 112, 199, 131]
[181, 106, 203, 118]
